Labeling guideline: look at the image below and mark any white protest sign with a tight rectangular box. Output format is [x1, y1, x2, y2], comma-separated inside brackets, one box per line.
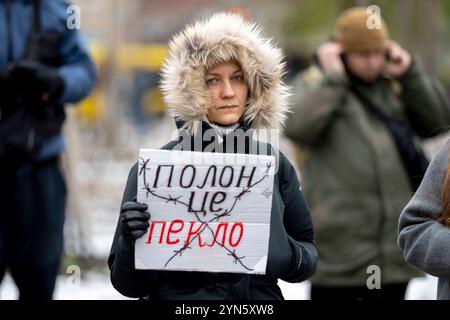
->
[135, 149, 275, 274]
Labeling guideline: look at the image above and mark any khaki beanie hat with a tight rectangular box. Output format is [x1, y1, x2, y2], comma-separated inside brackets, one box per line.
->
[336, 7, 389, 53]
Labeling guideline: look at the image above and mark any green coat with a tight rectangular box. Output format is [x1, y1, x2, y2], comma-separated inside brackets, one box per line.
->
[285, 60, 450, 286]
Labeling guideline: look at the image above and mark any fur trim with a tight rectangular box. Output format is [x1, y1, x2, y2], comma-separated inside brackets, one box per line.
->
[160, 12, 291, 134]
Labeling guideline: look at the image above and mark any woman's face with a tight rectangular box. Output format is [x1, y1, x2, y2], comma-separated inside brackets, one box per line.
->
[205, 61, 248, 126]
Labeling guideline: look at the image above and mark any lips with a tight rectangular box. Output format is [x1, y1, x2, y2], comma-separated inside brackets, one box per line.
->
[219, 105, 238, 110]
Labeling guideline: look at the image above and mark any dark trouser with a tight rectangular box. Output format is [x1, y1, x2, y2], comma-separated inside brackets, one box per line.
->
[311, 283, 408, 300]
[0, 157, 66, 300]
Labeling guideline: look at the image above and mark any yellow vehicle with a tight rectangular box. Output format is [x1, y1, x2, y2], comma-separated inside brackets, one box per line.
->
[76, 42, 168, 124]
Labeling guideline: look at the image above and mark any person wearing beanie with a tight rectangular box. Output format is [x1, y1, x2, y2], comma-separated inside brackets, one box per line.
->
[285, 7, 450, 300]
[108, 12, 318, 300]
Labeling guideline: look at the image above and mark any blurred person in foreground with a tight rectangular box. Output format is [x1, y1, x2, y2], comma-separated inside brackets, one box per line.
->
[398, 138, 450, 300]
[0, 0, 96, 300]
[285, 7, 450, 300]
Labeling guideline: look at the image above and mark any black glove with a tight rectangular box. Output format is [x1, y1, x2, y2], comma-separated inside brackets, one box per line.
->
[120, 201, 151, 247]
[7, 60, 64, 105]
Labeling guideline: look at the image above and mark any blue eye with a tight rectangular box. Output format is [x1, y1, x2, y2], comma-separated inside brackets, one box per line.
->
[206, 78, 219, 85]
[232, 75, 243, 81]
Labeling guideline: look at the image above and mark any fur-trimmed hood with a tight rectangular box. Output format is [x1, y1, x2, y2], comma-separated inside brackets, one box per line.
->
[160, 13, 291, 134]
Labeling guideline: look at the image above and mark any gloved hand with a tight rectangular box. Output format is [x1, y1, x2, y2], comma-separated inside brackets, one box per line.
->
[7, 60, 64, 105]
[120, 201, 151, 248]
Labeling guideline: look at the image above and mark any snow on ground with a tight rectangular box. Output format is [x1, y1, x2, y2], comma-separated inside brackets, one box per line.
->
[0, 271, 128, 300]
[0, 271, 437, 300]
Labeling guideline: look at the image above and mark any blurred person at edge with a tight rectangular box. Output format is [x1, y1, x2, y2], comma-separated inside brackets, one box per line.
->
[398, 139, 450, 300]
[108, 13, 318, 300]
[285, 7, 450, 300]
[0, 0, 96, 300]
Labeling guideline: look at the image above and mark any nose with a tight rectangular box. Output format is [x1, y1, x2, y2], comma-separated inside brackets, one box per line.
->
[220, 79, 236, 99]
[367, 53, 381, 69]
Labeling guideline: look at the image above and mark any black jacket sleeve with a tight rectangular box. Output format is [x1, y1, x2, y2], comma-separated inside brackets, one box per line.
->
[279, 152, 318, 282]
[108, 162, 159, 298]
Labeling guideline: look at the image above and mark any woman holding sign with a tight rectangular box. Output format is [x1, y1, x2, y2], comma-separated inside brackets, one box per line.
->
[109, 12, 317, 300]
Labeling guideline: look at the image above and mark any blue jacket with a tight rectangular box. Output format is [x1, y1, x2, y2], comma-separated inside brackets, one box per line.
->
[0, 0, 96, 159]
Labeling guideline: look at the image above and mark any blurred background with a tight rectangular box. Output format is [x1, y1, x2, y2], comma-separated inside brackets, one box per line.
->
[2, 0, 449, 299]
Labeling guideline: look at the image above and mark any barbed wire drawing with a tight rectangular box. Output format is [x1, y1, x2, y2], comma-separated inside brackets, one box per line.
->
[138, 156, 273, 271]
